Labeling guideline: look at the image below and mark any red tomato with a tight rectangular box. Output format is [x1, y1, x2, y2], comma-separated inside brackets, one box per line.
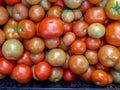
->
[12, 64, 32, 84]
[63, 69, 76, 82]
[70, 39, 86, 55]
[4, 0, 20, 5]
[92, 70, 108, 86]
[17, 50, 33, 66]
[53, 0, 66, 9]
[0, 57, 15, 75]
[34, 61, 52, 81]
[63, 22, 73, 34]
[38, 17, 64, 39]
[84, 7, 106, 24]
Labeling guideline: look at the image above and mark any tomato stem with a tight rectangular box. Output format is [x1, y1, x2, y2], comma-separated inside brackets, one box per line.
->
[111, 1, 120, 15]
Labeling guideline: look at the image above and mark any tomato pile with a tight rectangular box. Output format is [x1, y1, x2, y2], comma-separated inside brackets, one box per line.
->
[0, 0, 120, 87]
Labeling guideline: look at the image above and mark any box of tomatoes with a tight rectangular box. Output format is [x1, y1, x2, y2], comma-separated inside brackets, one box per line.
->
[0, 0, 120, 90]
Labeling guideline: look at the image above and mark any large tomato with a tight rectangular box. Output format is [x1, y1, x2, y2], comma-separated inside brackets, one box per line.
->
[105, 22, 120, 46]
[105, 0, 120, 20]
[38, 17, 64, 39]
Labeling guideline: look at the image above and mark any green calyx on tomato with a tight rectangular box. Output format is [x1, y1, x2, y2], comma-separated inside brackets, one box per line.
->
[111, 1, 120, 15]
[107, 60, 113, 65]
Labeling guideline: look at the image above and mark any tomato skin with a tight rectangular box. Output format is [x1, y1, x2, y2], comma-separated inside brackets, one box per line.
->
[34, 61, 52, 81]
[105, 22, 120, 46]
[105, 0, 120, 20]
[0, 57, 15, 75]
[12, 64, 32, 84]
[84, 7, 106, 24]
[92, 70, 108, 86]
[70, 39, 86, 55]
[17, 19, 36, 39]
[53, 0, 66, 9]
[63, 69, 76, 82]
[38, 17, 64, 39]
[17, 50, 33, 66]
[5, 0, 20, 5]
[88, 0, 103, 4]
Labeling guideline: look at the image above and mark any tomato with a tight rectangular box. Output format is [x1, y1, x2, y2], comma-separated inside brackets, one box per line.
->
[32, 65, 39, 80]
[38, 17, 64, 39]
[88, 0, 103, 4]
[81, 0, 93, 14]
[25, 0, 41, 5]
[105, 0, 120, 20]
[73, 9, 82, 21]
[40, 0, 51, 11]
[70, 39, 86, 55]
[85, 37, 101, 50]
[47, 6, 62, 18]
[47, 48, 66, 66]
[48, 0, 57, 3]
[0, 57, 15, 75]
[34, 61, 52, 81]
[63, 32, 76, 46]
[17, 50, 33, 66]
[44, 37, 60, 49]
[84, 7, 106, 24]
[61, 9, 74, 22]
[3, 18, 22, 40]
[114, 58, 120, 72]
[111, 69, 120, 83]
[63, 69, 76, 82]
[73, 21, 89, 37]
[12, 64, 32, 84]
[17, 19, 36, 39]
[85, 50, 98, 65]
[0, 6, 9, 25]
[0, 29, 5, 46]
[63, 22, 73, 34]
[98, 45, 120, 67]
[92, 70, 108, 86]
[79, 66, 96, 82]
[53, 0, 66, 9]
[88, 23, 105, 38]
[62, 53, 70, 69]
[4, 0, 20, 5]
[105, 22, 120, 46]
[28, 37, 45, 54]
[2, 39, 24, 60]
[30, 52, 44, 64]
[12, 3, 29, 21]
[64, 0, 83, 9]
[96, 62, 110, 72]
[29, 5, 45, 22]
[69, 55, 89, 75]
[107, 73, 113, 84]
[23, 39, 30, 51]
[49, 67, 63, 82]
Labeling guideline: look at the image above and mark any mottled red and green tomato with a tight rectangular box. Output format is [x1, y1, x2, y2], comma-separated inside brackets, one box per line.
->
[40, 0, 51, 11]
[12, 3, 28, 21]
[98, 45, 120, 67]
[47, 48, 66, 66]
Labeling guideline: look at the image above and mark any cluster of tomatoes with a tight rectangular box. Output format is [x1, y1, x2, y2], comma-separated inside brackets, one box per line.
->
[0, 0, 120, 87]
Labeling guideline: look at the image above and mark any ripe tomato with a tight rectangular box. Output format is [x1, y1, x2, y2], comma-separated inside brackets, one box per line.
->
[98, 45, 120, 67]
[70, 39, 86, 55]
[85, 37, 101, 50]
[73, 21, 89, 37]
[12, 64, 32, 84]
[88, 0, 103, 4]
[79, 66, 96, 82]
[63, 22, 73, 34]
[0, 57, 15, 75]
[69, 55, 89, 75]
[17, 50, 33, 66]
[84, 7, 106, 24]
[38, 17, 64, 39]
[81, 0, 93, 14]
[105, 0, 120, 20]
[0, 29, 5, 46]
[92, 70, 108, 86]
[34, 61, 52, 81]
[53, 0, 66, 9]
[105, 22, 120, 46]
[63, 69, 76, 82]
[17, 19, 36, 39]
[4, 0, 20, 5]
